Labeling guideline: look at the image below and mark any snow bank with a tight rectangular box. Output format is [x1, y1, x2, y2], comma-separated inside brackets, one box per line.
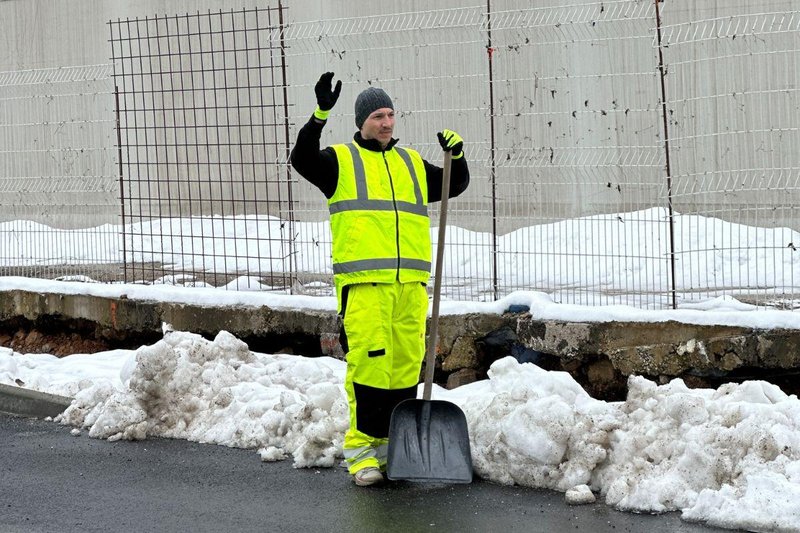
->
[58, 331, 349, 468]
[8, 330, 795, 532]
[450, 357, 619, 492]
[595, 376, 800, 531]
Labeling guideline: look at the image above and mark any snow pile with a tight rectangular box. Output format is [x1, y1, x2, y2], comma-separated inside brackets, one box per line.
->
[432, 357, 800, 531]
[595, 376, 800, 531]
[59, 331, 349, 468]
[452, 357, 619, 492]
[7, 329, 799, 531]
[0, 346, 19, 381]
[0, 347, 127, 397]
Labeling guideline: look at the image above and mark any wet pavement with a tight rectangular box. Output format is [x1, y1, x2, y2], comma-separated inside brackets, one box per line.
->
[0, 414, 729, 533]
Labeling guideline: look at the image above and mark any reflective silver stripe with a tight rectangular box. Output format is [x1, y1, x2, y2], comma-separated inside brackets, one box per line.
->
[394, 147, 424, 206]
[344, 444, 389, 466]
[346, 143, 368, 200]
[399, 258, 431, 272]
[343, 143, 425, 205]
[329, 199, 427, 216]
[333, 257, 431, 274]
[375, 443, 389, 463]
[333, 258, 397, 274]
[331, 144, 427, 215]
[329, 199, 395, 214]
[396, 200, 427, 216]
[343, 445, 375, 463]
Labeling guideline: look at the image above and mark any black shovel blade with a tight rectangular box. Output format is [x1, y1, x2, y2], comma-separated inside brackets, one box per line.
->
[386, 399, 473, 483]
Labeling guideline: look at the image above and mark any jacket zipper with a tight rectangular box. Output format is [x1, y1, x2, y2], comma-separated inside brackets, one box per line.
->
[382, 151, 401, 280]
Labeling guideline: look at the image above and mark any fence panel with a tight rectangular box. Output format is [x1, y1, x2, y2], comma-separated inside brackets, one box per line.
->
[282, 6, 493, 299]
[109, 7, 296, 289]
[0, 64, 120, 281]
[486, 1, 670, 308]
[660, 6, 800, 307]
[3, 1, 800, 309]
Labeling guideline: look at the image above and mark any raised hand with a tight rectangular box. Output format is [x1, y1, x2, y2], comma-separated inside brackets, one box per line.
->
[315, 72, 342, 111]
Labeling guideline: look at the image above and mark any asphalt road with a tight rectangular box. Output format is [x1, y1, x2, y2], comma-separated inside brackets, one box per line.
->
[0, 414, 727, 533]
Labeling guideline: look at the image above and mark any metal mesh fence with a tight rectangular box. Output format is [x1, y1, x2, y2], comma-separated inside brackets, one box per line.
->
[3, 1, 800, 309]
[660, 9, 800, 308]
[0, 64, 120, 281]
[109, 8, 297, 289]
[485, 2, 671, 308]
[282, 6, 492, 299]
[281, 2, 675, 306]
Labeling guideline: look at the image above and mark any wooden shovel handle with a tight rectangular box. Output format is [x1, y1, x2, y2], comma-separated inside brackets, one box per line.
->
[423, 150, 452, 401]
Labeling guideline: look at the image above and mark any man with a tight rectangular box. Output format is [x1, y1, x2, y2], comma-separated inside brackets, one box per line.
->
[290, 72, 470, 487]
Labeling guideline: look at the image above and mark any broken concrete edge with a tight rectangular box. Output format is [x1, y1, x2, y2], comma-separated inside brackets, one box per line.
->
[0, 289, 340, 344]
[3, 288, 800, 397]
[0, 382, 73, 419]
[516, 317, 800, 374]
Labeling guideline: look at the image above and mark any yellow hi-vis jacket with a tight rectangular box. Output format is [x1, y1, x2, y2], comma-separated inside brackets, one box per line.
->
[329, 142, 431, 289]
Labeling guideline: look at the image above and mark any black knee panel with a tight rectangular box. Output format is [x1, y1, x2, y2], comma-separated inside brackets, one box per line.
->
[353, 382, 417, 438]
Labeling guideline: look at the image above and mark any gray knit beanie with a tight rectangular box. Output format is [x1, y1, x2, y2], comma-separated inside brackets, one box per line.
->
[354, 87, 394, 129]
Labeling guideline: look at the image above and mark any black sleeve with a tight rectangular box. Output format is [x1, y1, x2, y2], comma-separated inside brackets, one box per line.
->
[425, 156, 470, 203]
[289, 115, 339, 199]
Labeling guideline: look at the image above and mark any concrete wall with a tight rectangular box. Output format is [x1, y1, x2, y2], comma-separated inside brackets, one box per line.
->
[2, 287, 799, 396]
[2, 0, 799, 306]
[3, 0, 798, 231]
[662, 0, 800, 229]
[1, 0, 266, 228]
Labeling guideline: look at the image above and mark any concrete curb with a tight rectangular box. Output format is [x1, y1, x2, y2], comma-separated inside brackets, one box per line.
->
[0, 382, 73, 419]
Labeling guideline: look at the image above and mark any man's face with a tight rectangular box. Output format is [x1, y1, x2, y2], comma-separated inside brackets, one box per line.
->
[360, 108, 395, 148]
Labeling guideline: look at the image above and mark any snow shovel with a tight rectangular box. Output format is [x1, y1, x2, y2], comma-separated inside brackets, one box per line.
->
[386, 150, 473, 484]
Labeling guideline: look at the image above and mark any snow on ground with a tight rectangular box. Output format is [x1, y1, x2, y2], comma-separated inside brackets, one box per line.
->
[2, 329, 799, 532]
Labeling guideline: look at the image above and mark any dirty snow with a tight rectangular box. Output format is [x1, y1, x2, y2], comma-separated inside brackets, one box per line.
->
[2, 329, 799, 532]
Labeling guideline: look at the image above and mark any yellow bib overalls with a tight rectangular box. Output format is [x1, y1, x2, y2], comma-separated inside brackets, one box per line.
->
[329, 142, 431, 474]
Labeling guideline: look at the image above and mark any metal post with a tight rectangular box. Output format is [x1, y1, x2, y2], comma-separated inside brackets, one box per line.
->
[277, 1, 298, 293]
[654, 0, 678, 309]
[114, 84, 128, 284]
[487, 0, 499, 301]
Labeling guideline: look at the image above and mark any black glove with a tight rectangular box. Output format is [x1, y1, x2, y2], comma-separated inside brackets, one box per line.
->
[437, 129, 464, 158]
[315, 72, 342, 112]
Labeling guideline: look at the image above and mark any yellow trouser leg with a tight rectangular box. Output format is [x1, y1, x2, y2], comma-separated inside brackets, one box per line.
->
[340, 281, 428, 474]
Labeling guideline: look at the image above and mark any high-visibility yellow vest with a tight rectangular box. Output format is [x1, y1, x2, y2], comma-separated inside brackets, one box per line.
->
[328, 142, 430, 289]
